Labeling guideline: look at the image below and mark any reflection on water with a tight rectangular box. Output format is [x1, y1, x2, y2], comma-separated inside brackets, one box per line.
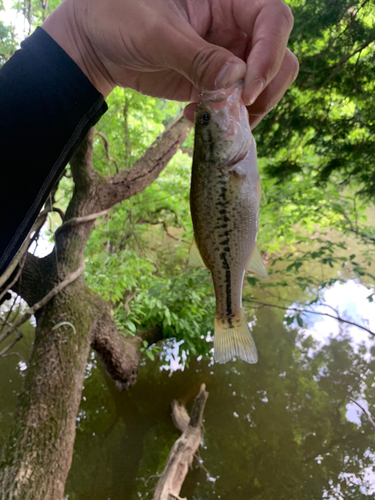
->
[1, 282, 375, 500]
[298, 279, 375, 349]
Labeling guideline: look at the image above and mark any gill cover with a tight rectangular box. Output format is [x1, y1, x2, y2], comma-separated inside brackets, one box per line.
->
[194, 82, 252, 166]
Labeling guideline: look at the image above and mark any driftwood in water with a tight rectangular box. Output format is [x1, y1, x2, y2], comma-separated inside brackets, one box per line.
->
[153, 383, 209, 500]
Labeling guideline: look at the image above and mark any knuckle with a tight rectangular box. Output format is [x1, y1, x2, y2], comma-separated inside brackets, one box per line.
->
[251, 97, 274, 116]
[190, 46, 222, 88]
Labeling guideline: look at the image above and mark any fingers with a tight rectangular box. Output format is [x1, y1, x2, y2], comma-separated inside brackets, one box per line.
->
[248, 48, 299, 129]
[184, 48, 299, 129]
[156, 23, 247, 92]
[184, 103, 197, 122]
[232, 0, 295, 106]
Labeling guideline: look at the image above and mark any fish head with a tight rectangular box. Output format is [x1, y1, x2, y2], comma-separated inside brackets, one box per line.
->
[194, 82, 252, 166]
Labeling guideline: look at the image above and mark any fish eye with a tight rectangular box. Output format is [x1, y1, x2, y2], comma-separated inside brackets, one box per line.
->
[200, 112, 211, 125]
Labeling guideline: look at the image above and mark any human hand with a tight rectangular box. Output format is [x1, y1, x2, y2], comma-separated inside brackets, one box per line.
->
[43, 0, 298, 128]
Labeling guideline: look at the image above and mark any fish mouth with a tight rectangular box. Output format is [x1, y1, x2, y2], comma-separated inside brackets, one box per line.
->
[200, 81, 244, 103]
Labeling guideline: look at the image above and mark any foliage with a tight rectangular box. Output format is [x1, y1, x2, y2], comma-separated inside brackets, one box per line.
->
[1, 0, 375, 498]
[256, 0, 375, 199]
[0, 19, 17, 67]
[39, 0, 375, 365]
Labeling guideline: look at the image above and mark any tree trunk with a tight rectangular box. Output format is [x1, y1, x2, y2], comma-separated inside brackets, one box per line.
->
[0, 116, 191, 499]
[0, 279, 93, 499]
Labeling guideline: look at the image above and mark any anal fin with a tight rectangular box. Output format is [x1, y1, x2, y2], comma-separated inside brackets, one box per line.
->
[247, 244, 268, 278]
[188, 237, 207, 268]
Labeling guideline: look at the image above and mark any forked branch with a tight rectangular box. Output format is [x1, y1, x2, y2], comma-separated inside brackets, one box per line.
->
[153, 384, 209, 500]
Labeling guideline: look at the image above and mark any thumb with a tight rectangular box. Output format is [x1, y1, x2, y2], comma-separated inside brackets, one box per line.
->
[162, 29, 246, 91]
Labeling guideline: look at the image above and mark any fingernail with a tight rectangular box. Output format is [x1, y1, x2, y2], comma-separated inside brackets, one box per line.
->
[247, 78, 265, 105]
[215, 61, 245, 89]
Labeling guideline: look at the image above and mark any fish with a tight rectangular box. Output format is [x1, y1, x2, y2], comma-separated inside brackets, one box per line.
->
[189, 82, 267, 364]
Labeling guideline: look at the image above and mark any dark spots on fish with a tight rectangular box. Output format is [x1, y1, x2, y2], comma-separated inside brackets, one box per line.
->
[225, 270, 232, 322]
[219, 252, 230, 270]
[217, 215, 230, 223]
[206, 129, 215, 157]
[219, 209, 226, 215]
[219, 251, 233, 320]
[220, 239, 230, 246]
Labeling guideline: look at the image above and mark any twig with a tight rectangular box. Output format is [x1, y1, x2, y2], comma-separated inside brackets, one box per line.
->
[0, 264, 85, 344]
[0, 294, 19, 334]
[54, 209, 111, 236]
[0, 351, 27, 364]
[349, 398, 375, 431]
[51, 206, 65, 221]
[0, 209, 47, 289]
[244, 299, 375, 336]
[94, 130, 119, 173]
[0, 255, 25, 303]
[0, 199, 62, 290]
[0, 332, 23, 357]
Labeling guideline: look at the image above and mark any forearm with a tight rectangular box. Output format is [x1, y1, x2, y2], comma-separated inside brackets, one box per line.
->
[0, 28, 107, 276]
[42, 0, 115, 98]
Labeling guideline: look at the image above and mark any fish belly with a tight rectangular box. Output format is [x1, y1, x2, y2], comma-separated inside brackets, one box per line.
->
[190, 155, 260, 363]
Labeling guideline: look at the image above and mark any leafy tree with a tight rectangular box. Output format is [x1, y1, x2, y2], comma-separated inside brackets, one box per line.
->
[0, 0, 375, 499]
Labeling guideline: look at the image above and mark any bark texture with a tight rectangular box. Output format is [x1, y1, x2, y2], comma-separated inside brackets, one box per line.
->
[0, 115, 191, 499]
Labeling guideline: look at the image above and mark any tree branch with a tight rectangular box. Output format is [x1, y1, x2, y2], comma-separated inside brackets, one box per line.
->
[90, 306, 142, 391]
[0, 207, 48, 289]
[244, 298, 375, 336]
[99, 114, 191, 209]
[54, 209, 110, 237]
[349, 398, 375, 431]
[69, 128, 97, 190]
[94, 130, 119, 173]
[0, 264, 85, 344]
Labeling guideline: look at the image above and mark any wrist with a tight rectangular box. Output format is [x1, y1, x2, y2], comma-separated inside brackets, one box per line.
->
[42, 0, 115, 98]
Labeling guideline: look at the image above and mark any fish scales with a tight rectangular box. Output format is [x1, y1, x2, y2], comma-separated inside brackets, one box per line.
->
[189, 83, 266, 364]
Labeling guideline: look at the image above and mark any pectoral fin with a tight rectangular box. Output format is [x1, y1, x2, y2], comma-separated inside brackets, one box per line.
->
[247, 245, 268, 278]
[188, 238, 207, 268]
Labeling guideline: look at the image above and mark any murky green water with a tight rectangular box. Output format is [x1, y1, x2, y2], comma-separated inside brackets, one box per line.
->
[1, 304, 374, 499]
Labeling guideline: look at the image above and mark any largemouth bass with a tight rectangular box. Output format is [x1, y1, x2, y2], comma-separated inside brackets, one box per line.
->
[189, 82, 267, 364]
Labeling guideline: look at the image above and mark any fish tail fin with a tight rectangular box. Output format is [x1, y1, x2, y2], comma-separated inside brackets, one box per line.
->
[214, 309, 258, 364]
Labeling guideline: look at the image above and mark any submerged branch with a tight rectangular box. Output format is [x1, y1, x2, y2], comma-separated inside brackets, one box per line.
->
[153, 384, 209, 500]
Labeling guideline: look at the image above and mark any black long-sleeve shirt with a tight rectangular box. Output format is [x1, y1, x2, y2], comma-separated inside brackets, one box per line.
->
[0, 27, 108, 277]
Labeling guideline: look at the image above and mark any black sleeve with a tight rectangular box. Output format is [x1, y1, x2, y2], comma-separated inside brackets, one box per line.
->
[0, 27, 108, 276]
